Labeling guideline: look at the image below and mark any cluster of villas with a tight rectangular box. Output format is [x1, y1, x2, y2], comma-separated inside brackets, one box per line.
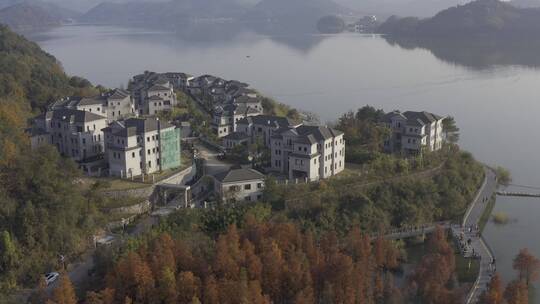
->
[28, 79, 182, 178]
[26, 69, 446, 204]
[222, 115, 346, 182]
[185, 74, 265, 138]
[215, 110, 445, 203]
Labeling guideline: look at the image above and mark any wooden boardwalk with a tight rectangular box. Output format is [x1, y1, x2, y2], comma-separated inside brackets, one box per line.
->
[496, 191, 540, 198]
[373, 222, 451, 240]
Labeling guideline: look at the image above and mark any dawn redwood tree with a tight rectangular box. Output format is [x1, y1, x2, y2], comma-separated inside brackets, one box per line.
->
[504, 279, 528, 304]
[51, 273, 77, 304]
[202, 275, 219, 304]
[513, 248, 540, 286]
[176, 271, 201, 304]
[479, 273, 504, 304]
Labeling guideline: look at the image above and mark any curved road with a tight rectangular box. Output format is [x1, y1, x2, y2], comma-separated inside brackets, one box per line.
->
[462, 167, 498, 304]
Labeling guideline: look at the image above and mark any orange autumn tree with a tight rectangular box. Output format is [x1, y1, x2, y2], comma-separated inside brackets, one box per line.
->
[479, 273, 504, 304]
[409, 226, 457, 303]
[93, 221, 405, 304]
[513, 248, 540, 286]
[504, 279, 528, 304]
[51, 273, 77, 304]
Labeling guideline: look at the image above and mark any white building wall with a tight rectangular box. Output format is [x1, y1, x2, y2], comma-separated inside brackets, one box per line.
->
[215, 179, 265, 202]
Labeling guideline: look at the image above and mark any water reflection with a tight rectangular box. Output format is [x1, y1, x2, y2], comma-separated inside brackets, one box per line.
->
[383, 36, 540, 70]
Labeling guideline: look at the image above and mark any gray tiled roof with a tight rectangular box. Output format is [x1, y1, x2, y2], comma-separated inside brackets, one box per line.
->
[234, 95, 260, 104]
[214, 167, 264, 183]
[113, 126, 138, 137]
[296, 125, 343, 141]
[77, 96, 107, 106]
[403, 111, 443, 124]
[148, 84, 171, 92]
[223, 132, 250, 141]
[48, 109, 107, 123]
[237, 115, 296, 128]
[108, 89, 130, 100]
[122, 117, 174, 133]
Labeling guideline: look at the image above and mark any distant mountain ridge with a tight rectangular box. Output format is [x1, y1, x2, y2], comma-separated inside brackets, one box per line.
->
[378, 0, 540, 36]
[79, 0, 251, 27]
[508, 0, 540, 7]
[79, 0, 351, 33]
[0, 1, 80, 30]
[335, 0, 468, 18]
[244, 0, 349, 33]
[0, 3, 58, 30]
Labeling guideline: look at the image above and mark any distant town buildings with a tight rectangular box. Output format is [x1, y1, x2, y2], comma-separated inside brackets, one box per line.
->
[382, 110, 445, 155]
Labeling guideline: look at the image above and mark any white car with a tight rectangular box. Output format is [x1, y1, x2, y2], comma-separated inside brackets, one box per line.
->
[45, 272, 60, 286]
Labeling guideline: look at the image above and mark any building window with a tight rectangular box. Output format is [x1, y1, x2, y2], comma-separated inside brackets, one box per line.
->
[244, 184, 251, 190]
[147, 149, 151, 155]
[257, 183, 262, 189]
[147, 137, 150, 142]
[82, 138, 86, 145]
[148, 161, 151, 168]
[132, 152, 135, 158]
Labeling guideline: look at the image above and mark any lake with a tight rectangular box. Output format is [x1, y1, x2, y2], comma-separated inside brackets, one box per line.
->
[26, 24, 540, 294]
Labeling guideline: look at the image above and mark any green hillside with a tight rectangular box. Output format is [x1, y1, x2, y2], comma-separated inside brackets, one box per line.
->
[0, 25, 102, 296]
[378, 0, 540, 36]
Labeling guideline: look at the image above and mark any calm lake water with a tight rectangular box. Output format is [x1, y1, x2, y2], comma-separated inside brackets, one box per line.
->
[26, 24, 540, 294]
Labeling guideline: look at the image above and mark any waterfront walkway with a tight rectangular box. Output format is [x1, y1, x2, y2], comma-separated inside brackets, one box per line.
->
[461, 167, 498, 304]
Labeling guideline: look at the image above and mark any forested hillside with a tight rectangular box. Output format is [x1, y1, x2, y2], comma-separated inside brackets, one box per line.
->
[0, 24, 102, 294]
[378, 0, 540, 36]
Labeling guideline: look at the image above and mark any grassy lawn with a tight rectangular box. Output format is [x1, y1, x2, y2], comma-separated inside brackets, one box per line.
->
[456, 253, 480, 283]
[98, 196, 147, 210]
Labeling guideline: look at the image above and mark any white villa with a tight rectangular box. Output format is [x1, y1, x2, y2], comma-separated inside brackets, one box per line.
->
[212, 103, 261, 138]
[229, 115, 345, 181]
[50, 89, 135, 122]
[270, 125, 345, 181]
[102, 117, 181, 178]
[144, 80, 178, 115]
[382, 110, 445, 155]
[212, 167, 265, 203]
[29, 109, 108, 162]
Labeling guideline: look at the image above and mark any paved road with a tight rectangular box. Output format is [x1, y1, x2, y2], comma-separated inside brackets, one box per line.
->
[194, 142, 232, 176]
[461, 167, 498, 304]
